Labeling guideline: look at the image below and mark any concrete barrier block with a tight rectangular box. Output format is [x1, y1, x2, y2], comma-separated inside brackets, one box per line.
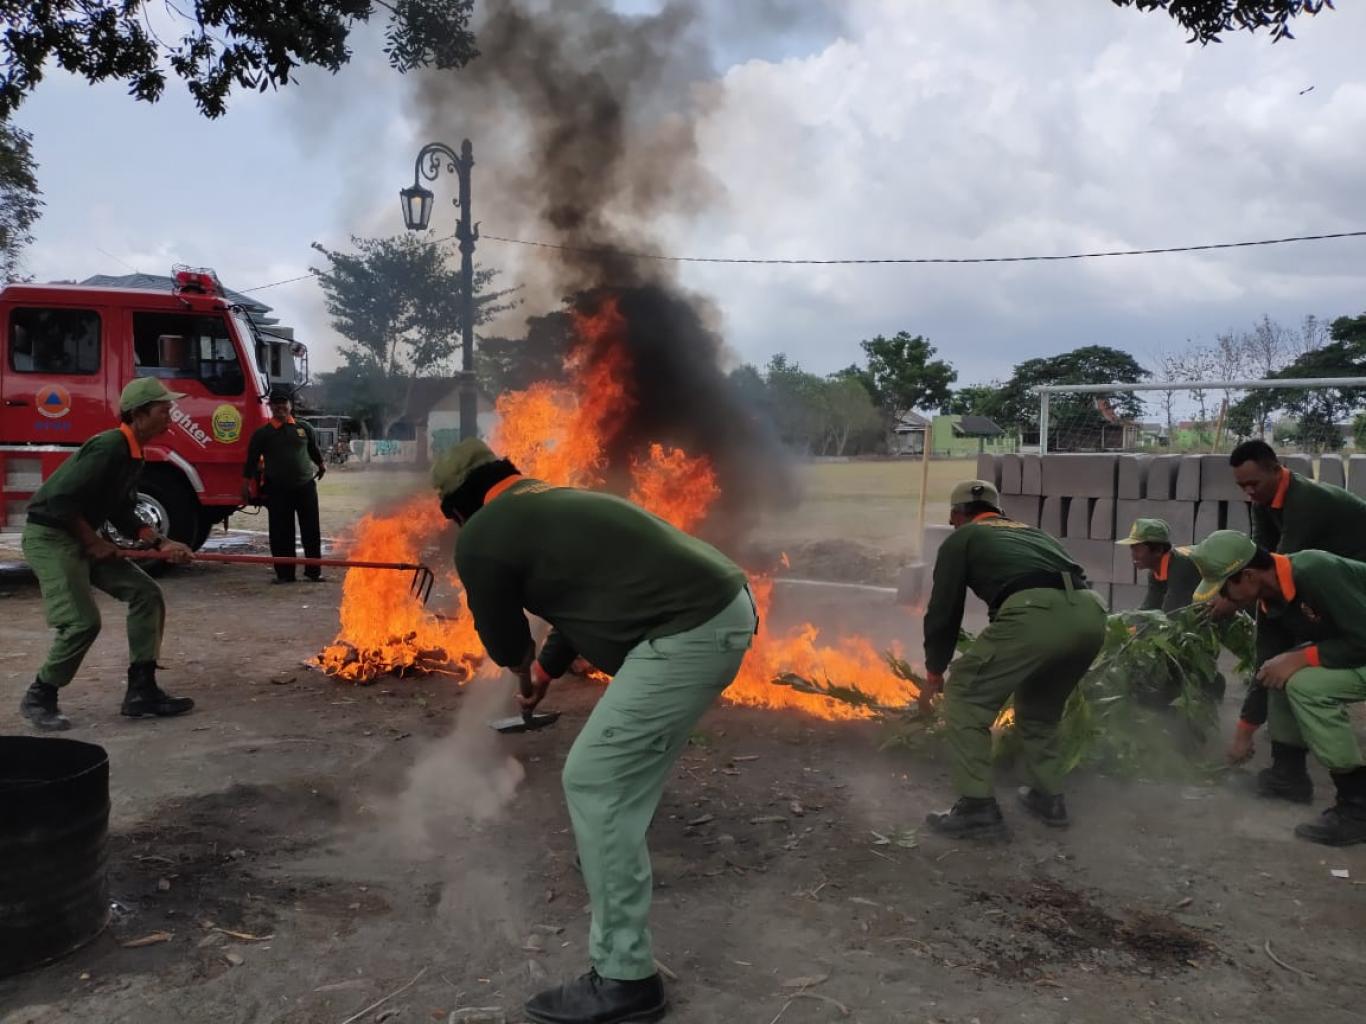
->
[1110, 583, 1148, 611]
[1138, 499, 1195, 544]
[1066, 496, 1092, 538]
[1147, 455, 1178, 500]
[1040, 495, 1065, 537]
[1193, 500, 1220, 542]
[976, 453, 1000, 488]
[1112, 541, 1136, 585]
[1175, 456, 1201, 501]
[921, 524, 955, 564]
[1089, 498, 1116, 540]
[1319, 454, 1346, 488]
[1283, 453, 1313, 478]
[1042, 454, 1119, 499]
[1021, 454, 1043, 495]
[1001, 494, 1042, 527]
[1117, 455, 1151, 499]
[1197, 454, 1244, 501]
[1000, 454, 1023, 494]
[1225, 500, 1252, 536]
[1064, 537, 1116, 583]
[1350, 455, 1366, 498]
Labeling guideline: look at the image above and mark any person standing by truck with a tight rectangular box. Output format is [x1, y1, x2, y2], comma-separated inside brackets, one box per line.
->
[241, 391, 326, 583]
[19, 378, 196, 731]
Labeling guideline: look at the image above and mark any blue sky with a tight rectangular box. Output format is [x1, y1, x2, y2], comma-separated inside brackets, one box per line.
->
[17, 1, 1366, 389]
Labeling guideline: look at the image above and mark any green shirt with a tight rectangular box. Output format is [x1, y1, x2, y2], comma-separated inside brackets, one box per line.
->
[455, 480, 749, 676]
[243, 419, 323, 491]
[1262, 550, 1366, 670]
[26, 426, 144, 537]
[1252, 471, 1366, 559]
[1140, 548, 1201, 614]
[924, 514, 1085, 673]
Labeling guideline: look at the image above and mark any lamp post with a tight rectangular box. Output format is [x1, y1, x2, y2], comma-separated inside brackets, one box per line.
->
[400, 139, 479, 441]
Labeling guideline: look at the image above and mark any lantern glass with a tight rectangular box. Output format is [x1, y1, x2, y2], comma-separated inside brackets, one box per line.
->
[399, 184, 434, 231]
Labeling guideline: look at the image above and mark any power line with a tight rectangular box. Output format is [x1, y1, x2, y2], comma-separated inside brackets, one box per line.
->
[237, 227, 1366, 292]
[479, 229, 1366, 265]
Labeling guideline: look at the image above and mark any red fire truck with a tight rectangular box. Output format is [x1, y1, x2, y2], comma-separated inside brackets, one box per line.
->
[0, 268, 304, 549]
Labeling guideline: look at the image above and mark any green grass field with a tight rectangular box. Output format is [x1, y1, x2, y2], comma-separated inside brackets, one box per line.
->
[265, 458, 976, 561]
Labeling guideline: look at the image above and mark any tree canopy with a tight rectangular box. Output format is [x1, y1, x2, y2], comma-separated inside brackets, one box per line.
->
[309, 233, 515, 435]
[0, 0, 478, 119]
[859, 332, 957, 427]
[986, 345, 1150, 446]
[0, 120, 41, 281]
[1227, 313, 1366, 450]
[1110, 0, 1335, 43]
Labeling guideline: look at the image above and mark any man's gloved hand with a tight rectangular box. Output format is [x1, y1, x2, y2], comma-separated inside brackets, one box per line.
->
[161, 540, 194, 565]
[1226, 720, 1257, 765]
[240, 482, 253, 505]
[516, 660, 553, 714]
[918, 670, 944, 716]
[315, 464, 326, 481]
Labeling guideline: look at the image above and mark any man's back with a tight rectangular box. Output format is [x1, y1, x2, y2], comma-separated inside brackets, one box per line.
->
[456, 481, 746, 674]
[1254, 472, 1366, 560]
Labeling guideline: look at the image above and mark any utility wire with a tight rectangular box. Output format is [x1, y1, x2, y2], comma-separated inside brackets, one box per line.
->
[237, 227, 1366, 292]
[479, 229, 1366, 265]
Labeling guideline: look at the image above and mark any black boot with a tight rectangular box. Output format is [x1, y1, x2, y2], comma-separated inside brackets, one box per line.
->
[1256, 742, 1314, 804]
[1295, 767, 1366, 847]
[121, 662, 194, 719]
[19, 678, 70, 731]
[926, 796, 1009, 841]
[1017, 786, 1070, 828]
[525, 969, 666, 1024]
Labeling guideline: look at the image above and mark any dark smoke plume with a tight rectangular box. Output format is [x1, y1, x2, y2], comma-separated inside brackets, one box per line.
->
[413, 0, 823, 539]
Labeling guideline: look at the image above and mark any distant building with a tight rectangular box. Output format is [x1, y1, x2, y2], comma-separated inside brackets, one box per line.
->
[891, 412, 1016, 458]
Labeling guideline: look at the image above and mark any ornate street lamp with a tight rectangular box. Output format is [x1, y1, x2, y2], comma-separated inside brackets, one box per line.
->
[400, 140, 479, 440]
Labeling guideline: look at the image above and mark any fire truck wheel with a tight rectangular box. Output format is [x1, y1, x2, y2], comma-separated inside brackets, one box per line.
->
[132, 472, 199, 550]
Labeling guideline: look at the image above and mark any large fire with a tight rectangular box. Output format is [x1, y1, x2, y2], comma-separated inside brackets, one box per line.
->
[316, 296, 920, 719]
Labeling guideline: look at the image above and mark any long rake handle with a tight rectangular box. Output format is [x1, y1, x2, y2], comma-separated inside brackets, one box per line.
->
[122, 551, 427, 571]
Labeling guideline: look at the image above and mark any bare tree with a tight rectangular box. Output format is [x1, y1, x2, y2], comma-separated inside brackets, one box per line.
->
[1241, 314, 1289, 379]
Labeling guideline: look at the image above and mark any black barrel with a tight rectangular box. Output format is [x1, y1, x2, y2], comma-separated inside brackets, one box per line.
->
[0, 736, 110, 976]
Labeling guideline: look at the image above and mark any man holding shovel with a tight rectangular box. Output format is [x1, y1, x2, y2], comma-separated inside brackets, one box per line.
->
[432, 438, 757, 1024]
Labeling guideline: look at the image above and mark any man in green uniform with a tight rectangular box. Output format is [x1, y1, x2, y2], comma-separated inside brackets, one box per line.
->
[19, 378, 196, 731]
[1224, 440, 1366, 793]
[920, 480, 1107, 839]
[432, 438, 756, 1024]
[241, 391, 326, 583]
[1185, 530, 1366, 845]
[1116, 517, 1200, 613]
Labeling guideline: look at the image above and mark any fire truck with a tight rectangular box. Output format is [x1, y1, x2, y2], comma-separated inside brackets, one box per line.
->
[0, 267, 306, 550]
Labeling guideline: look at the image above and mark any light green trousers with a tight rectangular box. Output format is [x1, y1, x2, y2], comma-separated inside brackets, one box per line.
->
[945, 586, 1107, 798]
[21, 522, 165, 688]
[562, 585, 756, 981]
[1266, 666, 1366, 773]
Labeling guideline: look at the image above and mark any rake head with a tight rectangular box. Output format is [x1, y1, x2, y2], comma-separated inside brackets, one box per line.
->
[410, 565, 436, 605]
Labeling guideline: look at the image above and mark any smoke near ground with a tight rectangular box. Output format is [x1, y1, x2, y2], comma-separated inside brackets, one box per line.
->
[413, 0, 840, 534]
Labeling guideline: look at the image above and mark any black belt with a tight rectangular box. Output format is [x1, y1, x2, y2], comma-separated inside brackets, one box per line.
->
[989, 570, 1089, 617]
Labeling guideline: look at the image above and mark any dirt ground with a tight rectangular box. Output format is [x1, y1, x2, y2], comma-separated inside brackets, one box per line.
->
[2, 550, 1364, 1024]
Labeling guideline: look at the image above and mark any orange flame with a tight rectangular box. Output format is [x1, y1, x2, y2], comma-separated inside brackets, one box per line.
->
[317, 293, 920, 717]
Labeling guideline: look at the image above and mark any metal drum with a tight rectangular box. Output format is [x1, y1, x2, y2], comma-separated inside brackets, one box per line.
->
[0, 736, 110, 976]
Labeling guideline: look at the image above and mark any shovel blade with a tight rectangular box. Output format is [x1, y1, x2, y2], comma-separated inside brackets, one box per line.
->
[489, 710, 561, 734]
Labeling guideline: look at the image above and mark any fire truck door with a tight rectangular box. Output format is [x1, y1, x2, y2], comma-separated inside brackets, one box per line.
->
[1, 302, 113, 446]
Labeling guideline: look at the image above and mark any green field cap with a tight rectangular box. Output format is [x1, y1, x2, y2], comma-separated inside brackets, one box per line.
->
[1116, 517, 1171, 546]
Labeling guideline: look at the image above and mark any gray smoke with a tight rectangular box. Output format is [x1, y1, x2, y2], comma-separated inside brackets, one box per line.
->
[412, 1, 849, 537]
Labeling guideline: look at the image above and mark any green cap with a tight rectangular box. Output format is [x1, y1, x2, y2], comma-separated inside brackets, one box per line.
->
[431, 437, 497, 497]
[1179, 530, 1257, 602]
[949, 479, 1002, 512]
[1116, 517, 1171, 546]
[120, 377, 185, 412]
